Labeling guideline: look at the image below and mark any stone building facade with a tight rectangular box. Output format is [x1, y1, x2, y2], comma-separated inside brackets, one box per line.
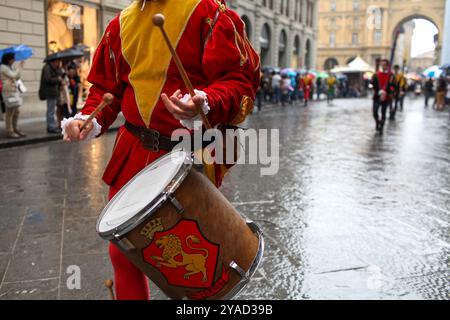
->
[0, 0, 317, 118]
[317, 0, 446, 71]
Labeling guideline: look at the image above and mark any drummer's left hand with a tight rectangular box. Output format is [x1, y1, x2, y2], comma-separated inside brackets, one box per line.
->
[161, 89, 204, 120]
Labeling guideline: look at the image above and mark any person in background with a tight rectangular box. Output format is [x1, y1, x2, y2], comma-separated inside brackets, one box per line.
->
[424, 77, 434, 108]
[280, 73, 292, 106]
[0, 53, 26, 139]
[271, 71, 282, 104]
[299, 73, 312, 107]
[326, 73, 337, 105]
[371, 59, 395, 133]
[390, 65, 407, 119]
[56, 64, 71, 129]
[435, 75, 447, 111]
[266, 72, 273, 102]
[0, 78, 5, 121]
[445, 75, 450, 109]
[316, 77, 323, 100]
[67, 63, 81, 117]
[256, 71, 265, 111]
[39, 58, 63, 133]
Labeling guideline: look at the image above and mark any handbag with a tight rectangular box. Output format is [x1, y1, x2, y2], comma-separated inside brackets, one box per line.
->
[4, 91, 22, 108]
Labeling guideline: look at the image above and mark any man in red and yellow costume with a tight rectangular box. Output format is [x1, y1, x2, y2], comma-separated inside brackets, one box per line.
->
[63, 0, 260, 300]
[299, 73, 313, 107]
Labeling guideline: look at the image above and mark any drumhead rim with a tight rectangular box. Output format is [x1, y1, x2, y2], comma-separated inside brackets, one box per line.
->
[96, 150, 193, 240]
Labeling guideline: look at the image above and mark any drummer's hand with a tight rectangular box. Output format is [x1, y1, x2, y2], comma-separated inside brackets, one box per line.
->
[161, 89, 204, 120]
[63, 120, 93, 142]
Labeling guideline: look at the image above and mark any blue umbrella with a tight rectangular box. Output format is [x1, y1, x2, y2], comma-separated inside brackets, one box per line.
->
[0, 45, 33, 62]
[422, 65, 442, 78]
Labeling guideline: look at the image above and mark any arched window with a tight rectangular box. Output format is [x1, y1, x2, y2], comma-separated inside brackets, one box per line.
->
[292, 35, 301, 68]
[241, 15, 252, 40]
[260, 23, 271, 66]
[324, 57, 339, 70]
[278, 29, 288, 67]
[305, 39, 312, 69]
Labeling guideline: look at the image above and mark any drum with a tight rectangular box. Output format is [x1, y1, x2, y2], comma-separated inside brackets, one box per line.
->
[96, 149, 264, 300]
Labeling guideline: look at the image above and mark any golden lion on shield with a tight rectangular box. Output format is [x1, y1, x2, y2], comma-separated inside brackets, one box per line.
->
[151, 234, 209, 282]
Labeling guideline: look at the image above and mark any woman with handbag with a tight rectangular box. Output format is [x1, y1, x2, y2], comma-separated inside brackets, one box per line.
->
[0, 52, 26, 138]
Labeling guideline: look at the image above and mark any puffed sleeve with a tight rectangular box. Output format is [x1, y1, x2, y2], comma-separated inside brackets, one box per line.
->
[201, 10, 260, 126]
[81, 16, 125, 135]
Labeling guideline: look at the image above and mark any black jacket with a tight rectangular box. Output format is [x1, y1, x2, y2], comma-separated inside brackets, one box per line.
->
[39, 63, 60, 100]
[371, 72, 395, 102]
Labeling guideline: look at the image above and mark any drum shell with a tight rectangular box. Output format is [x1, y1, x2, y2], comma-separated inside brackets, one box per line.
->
[110, 168, 259, 300]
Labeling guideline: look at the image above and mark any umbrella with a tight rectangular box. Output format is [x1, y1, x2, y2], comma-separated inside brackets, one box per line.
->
[0, 45, 33, 62]
[316, 71, 329, 79]
[335, 73, 348, 80]
[422, 65, 443, 78]
[441, 63, 450, 70]
[363, 71, 374, 80]
[44, 48, 84, 63]
[406, 72, 421, 81]
[281, 68, 294, 74]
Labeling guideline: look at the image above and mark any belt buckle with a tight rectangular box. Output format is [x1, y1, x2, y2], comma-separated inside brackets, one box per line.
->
[140, 128, 160, 153]
[152, 130, 160, 153]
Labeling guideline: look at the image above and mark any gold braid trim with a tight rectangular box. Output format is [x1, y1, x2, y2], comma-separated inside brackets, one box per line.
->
[230, 95, 254, 125]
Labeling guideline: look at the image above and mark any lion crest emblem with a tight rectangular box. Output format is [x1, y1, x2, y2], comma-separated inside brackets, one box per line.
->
[142, 219, 219, 288]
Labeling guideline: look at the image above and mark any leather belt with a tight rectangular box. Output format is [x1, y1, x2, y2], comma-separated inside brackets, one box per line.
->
[125, 121, 178, 152]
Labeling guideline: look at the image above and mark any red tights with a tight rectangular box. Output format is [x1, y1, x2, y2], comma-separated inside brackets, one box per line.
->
[108, 186, 150, 300]
[109, 243, 150, 300]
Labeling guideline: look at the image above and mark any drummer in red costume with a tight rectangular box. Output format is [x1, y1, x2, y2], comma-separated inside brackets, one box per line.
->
[299, 73, 312, 107]
[371, 59, 395, 133]
[62, 0, 260, 300]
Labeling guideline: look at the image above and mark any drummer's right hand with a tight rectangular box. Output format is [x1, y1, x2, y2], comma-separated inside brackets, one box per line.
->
[63, 120, 93, 142]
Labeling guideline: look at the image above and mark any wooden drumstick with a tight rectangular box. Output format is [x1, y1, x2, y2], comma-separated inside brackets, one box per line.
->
[152, 14, 212, 130]
[80, 93, 114, 131]
[104, 279, 116, 300]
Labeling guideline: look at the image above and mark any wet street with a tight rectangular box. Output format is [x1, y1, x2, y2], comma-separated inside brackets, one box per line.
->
[0, 96, 449, 300]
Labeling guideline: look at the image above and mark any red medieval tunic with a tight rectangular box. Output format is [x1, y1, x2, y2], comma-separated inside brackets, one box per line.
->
[80, 0, 260, 197]
[300, 76, 312, 101]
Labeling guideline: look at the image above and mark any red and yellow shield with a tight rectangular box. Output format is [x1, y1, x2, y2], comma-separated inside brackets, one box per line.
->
[142, 219, 219, 288]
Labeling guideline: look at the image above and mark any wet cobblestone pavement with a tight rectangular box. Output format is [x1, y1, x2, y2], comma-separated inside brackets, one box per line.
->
[0, 97, 449, 300]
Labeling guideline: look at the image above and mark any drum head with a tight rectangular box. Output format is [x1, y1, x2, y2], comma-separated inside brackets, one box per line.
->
[97, 149, 192, 238]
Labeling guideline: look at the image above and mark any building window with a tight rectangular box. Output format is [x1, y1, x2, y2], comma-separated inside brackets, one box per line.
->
[330, 17, 336, 28]
[278, 30, 288, 67]
[293, 35, 301, 68]
[353, 17, 359, 28]
[352, 0, 360, 10]
[260, 23, 271, 66]
[47, 0, 99, 57]
[47, 0, 100, 99]
[241, 15, 252, 41]
[324, 57, 339, 70]
[331, 0, 336, 12]
[374, 30, 382, 44]
[330, 33, 336, 47]
[352, 33, 358, 45]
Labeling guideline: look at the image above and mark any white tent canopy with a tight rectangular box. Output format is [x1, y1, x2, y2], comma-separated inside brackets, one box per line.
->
[331, 56, 375, 74]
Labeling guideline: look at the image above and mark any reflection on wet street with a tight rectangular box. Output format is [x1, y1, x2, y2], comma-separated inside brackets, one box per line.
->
[0, 97, 449, 299]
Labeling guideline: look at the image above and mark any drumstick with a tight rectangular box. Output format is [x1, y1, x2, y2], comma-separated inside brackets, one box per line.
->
[104, 279, 116, 300]
[152, 14, 212, 130]
[80, 93, 114, 131]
